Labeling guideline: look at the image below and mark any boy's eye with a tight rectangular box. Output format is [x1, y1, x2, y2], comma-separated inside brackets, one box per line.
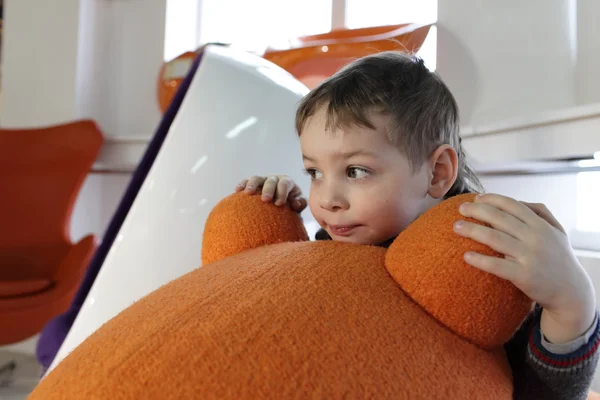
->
[347, 167, 370, 179]
[304, 168, 323, 180]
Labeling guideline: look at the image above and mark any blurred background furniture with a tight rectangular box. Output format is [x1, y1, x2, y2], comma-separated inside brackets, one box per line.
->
[0, 119, 103, 384]
[263, 23, 431, 89]
[156, 23, 431, 113]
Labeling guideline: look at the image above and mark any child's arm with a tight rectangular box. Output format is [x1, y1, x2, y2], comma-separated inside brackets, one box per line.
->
[454, 193, 599, 399]
[505, 304, 599, 399]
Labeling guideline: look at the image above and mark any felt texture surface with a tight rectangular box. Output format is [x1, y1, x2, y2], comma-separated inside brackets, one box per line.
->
[30, 193, 527, 399]
[386, 193, 533, 349]
[202, 192, 309, 265]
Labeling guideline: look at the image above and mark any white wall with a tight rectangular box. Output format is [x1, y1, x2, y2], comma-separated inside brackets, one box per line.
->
[0, 0, 81, 127]
[575, 0, 600, 105]
[75, 0, 166, 138]
[437, 0, 577, 128]
[1, 0, 165, 136]
[75, 0, 113, 134]
[70, 174, 132, 243]
[438, 0, 600, 127]
[480, 174, 579, 236]
[74, 0, 166, 241]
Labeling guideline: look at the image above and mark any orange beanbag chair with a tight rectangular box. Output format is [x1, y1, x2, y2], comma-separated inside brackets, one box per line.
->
[29, 192, 533, 399]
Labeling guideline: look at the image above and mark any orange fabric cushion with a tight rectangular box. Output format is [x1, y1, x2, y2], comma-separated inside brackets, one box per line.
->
[30, 193, 530, 399]
[202, 192, 309, 265]
[387, 193, 532, 348]
[0, 279, 52, 298]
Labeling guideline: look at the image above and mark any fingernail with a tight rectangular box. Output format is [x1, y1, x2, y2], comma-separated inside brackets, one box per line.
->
[464, 252, 474, 261]
[475, 194, 484, 201]
[459, 203, 469, 213]
[454, 221, 464, 231]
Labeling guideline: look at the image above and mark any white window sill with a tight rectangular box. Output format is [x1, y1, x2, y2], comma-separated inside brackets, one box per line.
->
[572, 230, 600, 253]
[92, 136, 150, 173]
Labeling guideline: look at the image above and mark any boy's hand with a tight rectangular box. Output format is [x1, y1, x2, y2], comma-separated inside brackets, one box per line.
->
[235, 175, 307, 213]
[454, 193, 596, 344]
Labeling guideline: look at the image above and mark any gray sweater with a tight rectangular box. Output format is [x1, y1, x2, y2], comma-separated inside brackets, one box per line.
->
[506, 304, 599, 400]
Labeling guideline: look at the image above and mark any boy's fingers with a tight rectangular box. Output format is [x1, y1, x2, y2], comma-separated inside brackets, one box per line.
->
[275, 177, 292, 206]
[260, 176, 279, 200]
[521, 202, 566, 234]
[291, 197, 307, 212]
[245, 176, 266, 194]
[459, 201, 526, 240]
[474, 193, 540, 226]
[454, 220, 523, 258]
[235, 179, 248, 192]
[463, 251, 520, 283]
[289, 184, 303, 200]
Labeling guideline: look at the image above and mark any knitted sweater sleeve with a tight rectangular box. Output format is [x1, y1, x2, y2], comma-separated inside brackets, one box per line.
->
[505, 304, 600, 400]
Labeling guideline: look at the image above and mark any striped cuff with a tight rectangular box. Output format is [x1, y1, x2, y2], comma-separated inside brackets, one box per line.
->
[541, 313, 598, 354]
[527, 310, 600, 374]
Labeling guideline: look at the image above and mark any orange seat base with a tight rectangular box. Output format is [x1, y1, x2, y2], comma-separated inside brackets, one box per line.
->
[0, 279, 53, 298]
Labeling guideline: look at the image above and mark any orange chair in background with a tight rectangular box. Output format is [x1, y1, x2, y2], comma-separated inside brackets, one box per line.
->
[0, 120, 103, 345]
[157, 24, 432, 113]
[263, 23, 432, 89]
[293, 23, 412, 42]
[157, 50, 198, 116]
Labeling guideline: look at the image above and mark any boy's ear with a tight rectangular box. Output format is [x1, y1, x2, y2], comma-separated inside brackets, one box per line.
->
[427, 144, 458, 199]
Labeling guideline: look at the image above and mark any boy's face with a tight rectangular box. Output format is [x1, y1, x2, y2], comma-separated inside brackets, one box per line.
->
[300, 107, 432, 245]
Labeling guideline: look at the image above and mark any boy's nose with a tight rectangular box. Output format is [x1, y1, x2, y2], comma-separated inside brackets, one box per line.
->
[318, 184, 349, 211]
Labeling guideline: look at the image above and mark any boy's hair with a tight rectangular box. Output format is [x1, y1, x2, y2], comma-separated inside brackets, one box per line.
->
[295, 51, 483, 197]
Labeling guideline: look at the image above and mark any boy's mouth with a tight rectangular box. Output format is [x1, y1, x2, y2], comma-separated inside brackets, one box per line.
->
[329, 225, 360, 236]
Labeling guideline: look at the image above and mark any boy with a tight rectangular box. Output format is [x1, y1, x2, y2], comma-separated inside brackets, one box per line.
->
[236, 51, 599, 399]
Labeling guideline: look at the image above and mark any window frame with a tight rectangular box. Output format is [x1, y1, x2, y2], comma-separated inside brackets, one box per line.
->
[166, 0, 437, 63]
